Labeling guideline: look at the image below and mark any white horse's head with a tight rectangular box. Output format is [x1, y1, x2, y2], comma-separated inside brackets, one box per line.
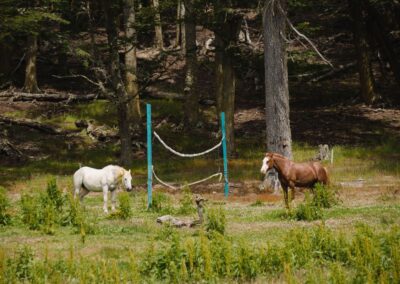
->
[122, 169, 133, 191]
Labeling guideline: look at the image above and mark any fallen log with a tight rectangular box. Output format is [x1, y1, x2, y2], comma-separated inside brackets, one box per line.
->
[0, 91, 107, 102]
[309, 62, 356, 83]
[143, 86, 184, 100]
[0, 116, 72, 135]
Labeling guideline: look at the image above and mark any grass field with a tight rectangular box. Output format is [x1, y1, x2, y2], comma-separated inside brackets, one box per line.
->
[1, 100, 400, 283]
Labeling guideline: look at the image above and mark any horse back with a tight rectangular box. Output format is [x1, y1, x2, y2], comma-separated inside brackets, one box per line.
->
[312, 162, 329, 185]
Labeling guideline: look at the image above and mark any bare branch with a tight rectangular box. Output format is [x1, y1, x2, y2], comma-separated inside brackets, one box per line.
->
[286, 18, 334, 68]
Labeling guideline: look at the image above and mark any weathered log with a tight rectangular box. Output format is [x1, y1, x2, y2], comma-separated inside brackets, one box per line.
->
[0, 116, 70, 135]
[0, 91, 106, 102]
[0, 138, 24, 160]
[143, 86, 184, 100]
[156, 194, 206, 228]
[310, 62, 357, 83]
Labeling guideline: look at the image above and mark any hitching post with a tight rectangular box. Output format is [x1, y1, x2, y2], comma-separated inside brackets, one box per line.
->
[146, 104, 152, 208]
[220, 112, 229, 197]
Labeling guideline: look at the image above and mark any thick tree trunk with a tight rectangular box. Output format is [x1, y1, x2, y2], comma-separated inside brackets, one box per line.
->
[263, 0, 292, 158]
[175, 0, 184, 48]
[364, 1, 400, 87]
[0, 42, 12, 80]
[152, 0, 164, 50]
[349, 0, 377, 105]
[23, 35, 40, 93]
[124, 0, 141, 127]
[183, 0, 198, 127]
[215, 34, 236, 157]
[102, 0, 133, 167]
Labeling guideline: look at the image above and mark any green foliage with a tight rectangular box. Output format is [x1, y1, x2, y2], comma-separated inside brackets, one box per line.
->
[149, 192, 173, 214]
[312, 183, 338, 209]
[46, 177, 64, 212]
[250, 199, 264, 207]
[0, 223, 399, 283]
[0, 187, 11, 226]
[177, 186, 195, 215]
[294, 192, 323, 221]
[205, 206, 226, 235]
[15, 246, 34, 282]
[108, 192, 133, 220]
[20, 193, 42, 230]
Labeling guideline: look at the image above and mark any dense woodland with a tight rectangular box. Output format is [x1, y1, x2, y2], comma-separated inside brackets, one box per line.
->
[1, 1, 400, 283]
[0, 0, 400, 167]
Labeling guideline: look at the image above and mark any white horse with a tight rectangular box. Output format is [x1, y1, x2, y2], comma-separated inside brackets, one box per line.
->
[73, 165, 133, 213]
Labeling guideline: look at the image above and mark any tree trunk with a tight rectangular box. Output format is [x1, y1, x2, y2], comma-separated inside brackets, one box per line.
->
[364, 1, 400, 87]
[215, 34, 236, 157]
[23, 35, 40, 93]
[124, 0, 141, 127]
[348, 0, 377, 105]
[183, 0, 198, 127]
[152, 0, 164, 50]
[263, 0, 292, 159]
[0, 42, 12, 81]
[175, 0, 183, 47]
[102, 0, 133, 167]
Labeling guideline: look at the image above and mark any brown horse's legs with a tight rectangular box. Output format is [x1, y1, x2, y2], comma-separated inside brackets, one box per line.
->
[289, 187, 295, 201]
[282, 186, 289, 209]
[288, 182, 295, 202]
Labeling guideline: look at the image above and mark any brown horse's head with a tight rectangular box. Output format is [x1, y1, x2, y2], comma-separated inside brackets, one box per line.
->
[260, 153, 274, 174]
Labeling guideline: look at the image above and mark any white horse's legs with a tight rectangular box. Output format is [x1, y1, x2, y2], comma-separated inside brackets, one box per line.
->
[103, 186, 109, 213]
[74, 187, 80, 199]
[111, 190, 117, 212]
[79, 188, 90, 202]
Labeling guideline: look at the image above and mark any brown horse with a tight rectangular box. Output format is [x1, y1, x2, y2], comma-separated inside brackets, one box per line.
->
[260, 152, 329, 208]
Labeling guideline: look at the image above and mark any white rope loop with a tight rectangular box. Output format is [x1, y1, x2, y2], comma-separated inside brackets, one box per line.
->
[152, 166, 222, 190]
[153, 131, 223, 158]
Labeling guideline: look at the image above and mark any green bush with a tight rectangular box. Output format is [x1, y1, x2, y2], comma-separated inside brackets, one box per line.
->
[149, 192, 173, 214]
[20, 193, 41, 230]
[15, 246, 34, 281]
[0, 187, 11, 226]
[294, 192, 323, 221]
[177, 186, 195, 215]
[312, 183, 338, 209]
[205, 206, 226, 235]
[109, 192, 132, 220]
[46, 177, 64, 212]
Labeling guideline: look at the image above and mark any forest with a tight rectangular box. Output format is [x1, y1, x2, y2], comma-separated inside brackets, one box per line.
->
[0, 0, 399, 283]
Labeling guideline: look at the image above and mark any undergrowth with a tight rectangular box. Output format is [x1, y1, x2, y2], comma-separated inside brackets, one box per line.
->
[1, 224, 398, 283]
[0, 186, 11, 226]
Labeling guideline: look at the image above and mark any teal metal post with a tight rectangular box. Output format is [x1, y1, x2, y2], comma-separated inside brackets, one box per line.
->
[220, 112, 229, 197]
[146, 104, 152, 208]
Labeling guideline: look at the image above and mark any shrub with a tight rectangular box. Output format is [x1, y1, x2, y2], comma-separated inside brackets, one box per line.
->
[294, 192, 323, 221]
[15, 246, 34, 281]
[177, 186, 195, 215]
[46, 178, 64, 212]
[250, 200, 264, 207]
[206, 206, 226, 235]
[20, 194, 41, 230]
[108, 192, 133, 220]
[0, 187, 11, 226]
[312, 183, 338, 209]
[150, 192, 173, 214]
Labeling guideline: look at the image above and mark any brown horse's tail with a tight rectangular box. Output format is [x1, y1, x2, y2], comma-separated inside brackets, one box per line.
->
[322, 167, 330, 185]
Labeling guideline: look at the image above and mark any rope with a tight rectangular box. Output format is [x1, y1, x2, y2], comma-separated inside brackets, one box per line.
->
[153, 131, 223, 158]
[152, 166, 222, 190]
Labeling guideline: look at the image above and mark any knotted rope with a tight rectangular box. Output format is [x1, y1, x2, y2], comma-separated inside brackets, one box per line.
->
[153, 131, 223, 158]
[152, 166, 222, 190]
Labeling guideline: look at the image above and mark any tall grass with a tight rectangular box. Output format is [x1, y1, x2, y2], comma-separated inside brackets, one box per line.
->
[1, 223, 397, 283]
[0, 187, 11, 226]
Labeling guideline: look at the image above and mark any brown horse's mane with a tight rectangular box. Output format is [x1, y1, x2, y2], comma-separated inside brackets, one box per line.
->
[269, 152, 289, 160]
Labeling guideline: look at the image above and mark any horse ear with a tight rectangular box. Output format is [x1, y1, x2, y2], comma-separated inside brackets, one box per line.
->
[129, 169, 131, 173]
